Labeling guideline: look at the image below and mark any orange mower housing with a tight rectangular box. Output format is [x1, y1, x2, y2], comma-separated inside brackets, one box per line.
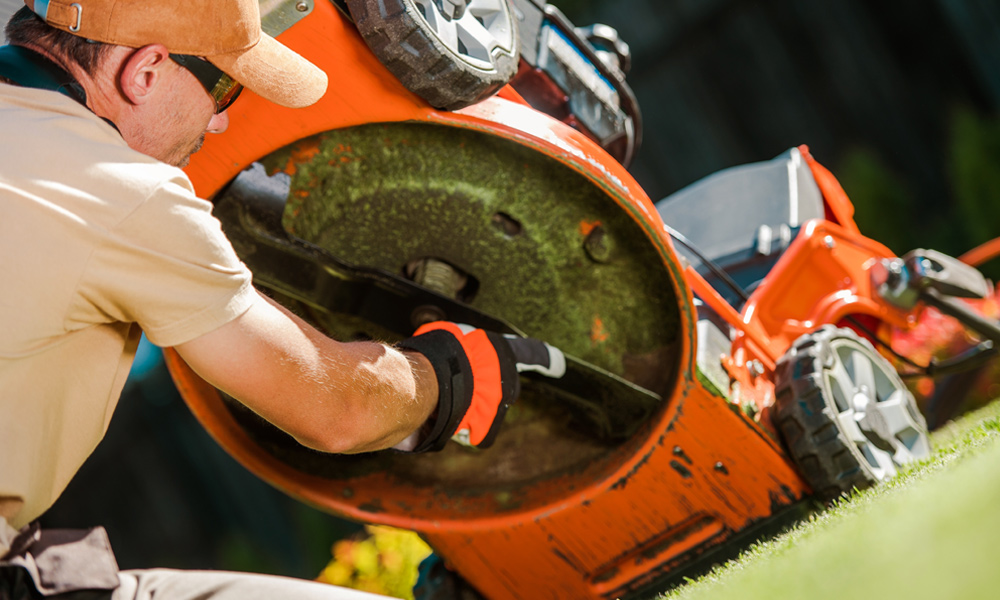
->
[165, 1, 951, 598]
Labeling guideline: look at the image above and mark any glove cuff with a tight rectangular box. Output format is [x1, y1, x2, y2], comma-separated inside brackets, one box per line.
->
[397, 329, 472, 453]
[478, 331, 520, 447]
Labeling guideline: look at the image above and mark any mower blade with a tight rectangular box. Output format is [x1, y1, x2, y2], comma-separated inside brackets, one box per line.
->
[213, 164, 663, 441]
[523, 355, 662, 440]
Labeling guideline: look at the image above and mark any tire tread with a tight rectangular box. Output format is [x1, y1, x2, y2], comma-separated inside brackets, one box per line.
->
[347, 0, 519, 110]
[774, 325, 927, 502]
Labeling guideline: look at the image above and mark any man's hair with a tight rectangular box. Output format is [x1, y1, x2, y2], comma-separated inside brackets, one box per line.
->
[4, 6, 109, 74]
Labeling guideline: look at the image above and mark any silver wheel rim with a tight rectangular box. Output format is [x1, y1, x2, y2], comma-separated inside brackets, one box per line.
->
[411, 0, 515, 70]
[825, 338, 930, 481]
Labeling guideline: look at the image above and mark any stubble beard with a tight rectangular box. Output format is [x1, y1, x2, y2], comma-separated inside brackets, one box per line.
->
[159, 87, 212, 167]
[168, 133, 206, 168]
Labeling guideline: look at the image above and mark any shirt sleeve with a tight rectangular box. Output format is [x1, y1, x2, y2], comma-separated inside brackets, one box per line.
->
[72, 176, 256, 348]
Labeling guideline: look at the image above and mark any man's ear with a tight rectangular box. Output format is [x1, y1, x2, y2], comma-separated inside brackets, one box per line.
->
[119, 44, 171, 106]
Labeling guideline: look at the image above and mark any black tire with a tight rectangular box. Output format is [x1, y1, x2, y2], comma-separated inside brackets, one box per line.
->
[774, 325, 931, 502]
[346, 0, 519, 110]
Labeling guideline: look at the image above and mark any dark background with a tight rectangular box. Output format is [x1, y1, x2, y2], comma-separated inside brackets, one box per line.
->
[562, 0, 1000, 262]
[6, 0, 999, 577]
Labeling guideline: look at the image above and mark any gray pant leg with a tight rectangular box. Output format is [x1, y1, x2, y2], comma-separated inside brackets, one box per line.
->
[113, 569, 392, 600]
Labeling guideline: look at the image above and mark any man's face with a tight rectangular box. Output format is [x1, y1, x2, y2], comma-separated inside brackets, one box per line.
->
[131, 60, 229, 167]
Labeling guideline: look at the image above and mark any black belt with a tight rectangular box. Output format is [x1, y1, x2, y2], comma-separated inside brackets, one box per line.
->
[1, 522, 120, 599]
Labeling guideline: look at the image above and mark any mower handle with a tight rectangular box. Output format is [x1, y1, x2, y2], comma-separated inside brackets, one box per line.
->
[919, 287, 1000, 346]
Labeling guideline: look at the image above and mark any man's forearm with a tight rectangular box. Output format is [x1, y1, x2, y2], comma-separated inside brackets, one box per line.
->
[175, 292, 439, 455]
[256, 296, 439, 453]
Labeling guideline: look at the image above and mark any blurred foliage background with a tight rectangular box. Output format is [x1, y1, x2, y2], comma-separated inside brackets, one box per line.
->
[317, 525, 432, 599]
[559, 0, 1000, 277]
[4, 0, 999, 590]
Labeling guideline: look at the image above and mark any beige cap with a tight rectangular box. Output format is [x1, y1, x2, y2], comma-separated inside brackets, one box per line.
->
[24, 0, 328, 108]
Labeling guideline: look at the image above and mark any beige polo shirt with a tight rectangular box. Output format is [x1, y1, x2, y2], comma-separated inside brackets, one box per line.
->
[0, 84, 256, 535]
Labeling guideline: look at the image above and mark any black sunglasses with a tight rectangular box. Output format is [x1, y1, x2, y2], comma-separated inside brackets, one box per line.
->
[169, 54, 243, 113]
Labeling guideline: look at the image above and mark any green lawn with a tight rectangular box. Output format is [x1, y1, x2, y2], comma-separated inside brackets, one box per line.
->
[659, 400, 1000, 600]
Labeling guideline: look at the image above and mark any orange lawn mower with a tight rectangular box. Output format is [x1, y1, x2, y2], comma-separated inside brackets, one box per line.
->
[162, 0, 1000, 598]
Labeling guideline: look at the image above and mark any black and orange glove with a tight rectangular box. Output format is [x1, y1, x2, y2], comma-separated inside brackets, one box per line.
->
[397, 322, 565, 452]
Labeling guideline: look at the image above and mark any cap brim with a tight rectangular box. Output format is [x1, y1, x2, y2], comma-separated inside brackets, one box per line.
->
[209, 33, 328, 109]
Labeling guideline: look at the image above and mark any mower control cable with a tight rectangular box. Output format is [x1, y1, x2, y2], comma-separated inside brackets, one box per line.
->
[664, 225, 751, 304]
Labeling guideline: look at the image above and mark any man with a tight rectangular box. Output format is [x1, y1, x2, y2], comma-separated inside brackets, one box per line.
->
[0, 0, 564, 598]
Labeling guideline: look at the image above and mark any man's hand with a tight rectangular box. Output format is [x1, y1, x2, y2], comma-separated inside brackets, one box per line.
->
[398, 322, 566, 452]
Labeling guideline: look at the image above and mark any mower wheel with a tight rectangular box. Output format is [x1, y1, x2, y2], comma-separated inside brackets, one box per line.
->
[346, 0, 519, 110]
[774, 325, 930, 501]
